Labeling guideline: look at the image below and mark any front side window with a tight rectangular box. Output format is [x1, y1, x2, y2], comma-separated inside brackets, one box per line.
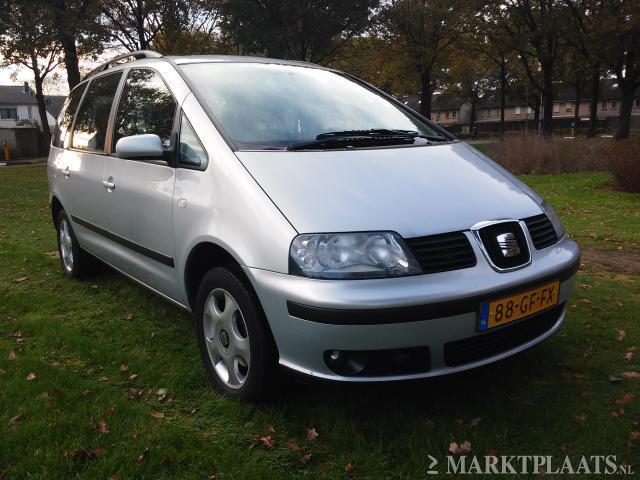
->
[53, 82, 87, 148]
[180, 63, 446, 150]
[178, 114, 207, 168]
[112, 69, 177, 149]
[72, 72, 121, 152]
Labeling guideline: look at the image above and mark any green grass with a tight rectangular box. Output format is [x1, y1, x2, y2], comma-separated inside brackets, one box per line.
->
[1, 166, 639, 478]
[522, 171, 640, 251]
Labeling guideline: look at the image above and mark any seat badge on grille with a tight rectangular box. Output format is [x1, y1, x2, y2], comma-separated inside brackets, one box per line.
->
[496, 232, 520, 257]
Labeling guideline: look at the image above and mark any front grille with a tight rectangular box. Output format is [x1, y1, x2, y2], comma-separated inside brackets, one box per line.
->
[444, 303, 564, 367]
[523, 213, 558, 249]
[405, 232, 476, 274]
[477, 221, 530, 269]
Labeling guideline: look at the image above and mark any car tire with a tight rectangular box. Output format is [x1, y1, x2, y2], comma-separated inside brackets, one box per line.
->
[56, 210, 93, 279]
[195, 267, 277, 401]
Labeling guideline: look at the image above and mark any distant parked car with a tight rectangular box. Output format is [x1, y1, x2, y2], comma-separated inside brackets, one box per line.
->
[48, 51, 580, 400]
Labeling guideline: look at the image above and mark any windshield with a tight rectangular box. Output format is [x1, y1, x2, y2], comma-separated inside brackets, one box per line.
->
[180, 62, 448, 150]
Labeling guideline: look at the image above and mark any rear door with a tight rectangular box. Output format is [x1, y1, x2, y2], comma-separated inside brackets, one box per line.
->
[100, 68, 179, 296]
[62, 72, 122, 257]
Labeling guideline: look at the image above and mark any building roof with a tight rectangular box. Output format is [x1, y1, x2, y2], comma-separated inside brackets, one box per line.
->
[0, 85, 38, 105]
[45, 95, 67, 119]
[404, 93, 466, 112]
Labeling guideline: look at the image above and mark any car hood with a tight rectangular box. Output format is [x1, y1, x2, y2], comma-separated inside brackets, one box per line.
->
[235, 142, 543, 237]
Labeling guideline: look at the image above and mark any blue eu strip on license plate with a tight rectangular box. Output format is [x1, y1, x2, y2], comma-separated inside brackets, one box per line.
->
[479, 302, 490, 331]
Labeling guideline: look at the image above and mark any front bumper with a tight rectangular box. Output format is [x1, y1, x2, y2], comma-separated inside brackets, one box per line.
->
[245, 235, 580, 381]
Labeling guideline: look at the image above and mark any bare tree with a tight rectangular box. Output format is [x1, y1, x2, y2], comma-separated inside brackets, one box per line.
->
[379, 0, 472, 118]
[0, 1, 63, 146]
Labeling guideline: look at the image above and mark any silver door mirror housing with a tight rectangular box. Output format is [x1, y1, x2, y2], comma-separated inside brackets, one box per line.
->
[115, 134, 164, 159]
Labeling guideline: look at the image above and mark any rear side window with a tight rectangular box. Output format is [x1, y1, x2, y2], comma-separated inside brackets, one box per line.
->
[112, 69, 177, 149]
[71, 72, 121, 152]
[178, 114, 207, 169]
[53, 82, 87, 148]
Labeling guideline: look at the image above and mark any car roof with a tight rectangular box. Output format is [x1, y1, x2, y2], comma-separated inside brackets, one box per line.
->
[165, 55, 324, 70]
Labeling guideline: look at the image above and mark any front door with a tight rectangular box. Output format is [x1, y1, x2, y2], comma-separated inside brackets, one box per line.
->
[100, 68, 179, 297]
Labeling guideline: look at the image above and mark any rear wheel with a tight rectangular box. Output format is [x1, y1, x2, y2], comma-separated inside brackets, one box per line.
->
[195, 267, 277, 401]
[56, 210, 93, 278]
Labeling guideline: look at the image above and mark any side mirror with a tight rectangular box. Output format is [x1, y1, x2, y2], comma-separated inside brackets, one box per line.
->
[115, 134, 163, 159]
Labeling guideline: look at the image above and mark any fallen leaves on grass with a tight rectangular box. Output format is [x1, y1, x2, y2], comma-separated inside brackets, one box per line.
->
[134, 447, 149, 466]
[626, 350, 634, 362]
[129, 373, 139, 381]
[266, 423, 275, 433]
[615, 393, 635, 405]
[617, 329, 626, 342]
[9, 332, 25, 342]
[124, 312, 133, 321]
[469, 417, 482, 427]
[151, 411, 165, 420]
[609, 375, 622, 384]
[449, 441, 472, 455]
[26, 372, 36, 381]
[299, 452, 312, 464]
[14, 277, 28, 283]
[44, 251, 59, 258]
[623, 371, 640, 379]
[306, 428, 319, 441]
[345, 461, 354, 473]
[578, 284, 592, 290]
[10, 414, 22, 425]
[119, 364, 129, 372]
[98, 420, 109, 434]
[287, 438, 301, 451]
[610, 408, 625, 417]
[628, 432, 640, 447]
[258, 435, 273, 449]
[8, 351, 16, 360]
[574, 414, 587, 426]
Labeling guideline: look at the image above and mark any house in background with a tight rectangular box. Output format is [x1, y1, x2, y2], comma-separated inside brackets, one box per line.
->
[404, 78, 640, 134]
[0, 82, 66, 157]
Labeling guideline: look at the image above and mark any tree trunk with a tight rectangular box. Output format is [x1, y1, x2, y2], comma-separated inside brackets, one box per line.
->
[51, 0, 81, 89]
[32, 67, 51, 154]
[61, 34, 81, 89]
[419, 69, 432, 118]
[541, 66, 554, 138]
[615, 75, 637, 140]
[499, 57, 506, 137]
[588, 69, 599, 138]
[573, 76, 582, 136]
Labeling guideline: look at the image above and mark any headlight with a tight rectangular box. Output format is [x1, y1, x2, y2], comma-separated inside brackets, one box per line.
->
[541, 200, 565, 239]
[289, 232, 421, 279]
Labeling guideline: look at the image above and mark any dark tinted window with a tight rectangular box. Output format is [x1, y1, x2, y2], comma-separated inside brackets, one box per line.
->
[112, 69, 176, 149]
[53, 82, 87, 148]
[178, 114, 207, 168]
[72, 72, 121, 152]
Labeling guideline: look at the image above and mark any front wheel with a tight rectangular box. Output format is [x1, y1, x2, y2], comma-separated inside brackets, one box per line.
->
[195, 267, 277, 401]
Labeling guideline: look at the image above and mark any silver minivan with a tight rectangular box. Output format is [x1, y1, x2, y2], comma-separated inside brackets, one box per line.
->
[48, 51, 580, 400]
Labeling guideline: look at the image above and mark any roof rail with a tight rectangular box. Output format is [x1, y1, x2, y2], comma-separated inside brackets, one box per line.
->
[82, 50, 162, 81]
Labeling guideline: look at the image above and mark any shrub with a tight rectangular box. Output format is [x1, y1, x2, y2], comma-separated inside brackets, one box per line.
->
[480, 134, 612, 175]
[598, 137, 640, 192]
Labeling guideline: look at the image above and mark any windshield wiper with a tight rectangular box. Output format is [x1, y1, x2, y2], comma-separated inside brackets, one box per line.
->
[286, 129, 448, 151]
[315, 128, 448, 142]
[286, 135, 416, 151]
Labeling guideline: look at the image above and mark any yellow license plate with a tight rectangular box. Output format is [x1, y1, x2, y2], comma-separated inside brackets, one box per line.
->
[478, 280, 560, 331]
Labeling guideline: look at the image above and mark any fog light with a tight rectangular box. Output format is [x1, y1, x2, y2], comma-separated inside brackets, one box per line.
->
[329, 350, 341, 362]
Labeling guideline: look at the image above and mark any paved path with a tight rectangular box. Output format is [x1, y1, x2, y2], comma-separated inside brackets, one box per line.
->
[0, 157, 47, 167]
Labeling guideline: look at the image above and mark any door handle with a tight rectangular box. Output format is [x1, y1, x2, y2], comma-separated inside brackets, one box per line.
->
[62, 167, 70, 178]
[102, 178, 116, 190]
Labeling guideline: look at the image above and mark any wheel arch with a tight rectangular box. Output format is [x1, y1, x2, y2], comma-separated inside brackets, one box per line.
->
[184, 241, 246, 311]
[51, 195, 64, 227]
